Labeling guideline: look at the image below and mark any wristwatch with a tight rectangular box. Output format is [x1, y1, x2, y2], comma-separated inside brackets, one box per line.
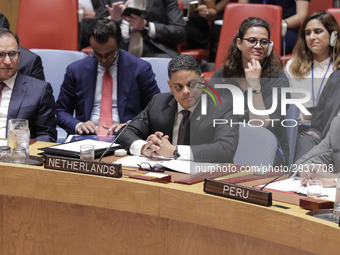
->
[252, 88, 262, 94]
[173, 146, 181, 160]
[143, 20, 149, 33]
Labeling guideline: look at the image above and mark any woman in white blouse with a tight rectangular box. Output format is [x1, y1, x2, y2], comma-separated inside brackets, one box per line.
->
[285, 11, 340, 112]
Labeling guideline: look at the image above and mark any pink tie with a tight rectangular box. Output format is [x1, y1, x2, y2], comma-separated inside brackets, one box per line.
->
[0, 82, 6, 107]
[97, 69, 113, 135]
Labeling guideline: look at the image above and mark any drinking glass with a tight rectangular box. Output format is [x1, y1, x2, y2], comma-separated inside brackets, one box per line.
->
[80, 145, 94, 160]
[7, 119, 30, 163]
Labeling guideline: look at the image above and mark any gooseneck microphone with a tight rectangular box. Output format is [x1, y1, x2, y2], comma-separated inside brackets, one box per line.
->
[99, 116, 143, 162]
[260, 147, 339, 190]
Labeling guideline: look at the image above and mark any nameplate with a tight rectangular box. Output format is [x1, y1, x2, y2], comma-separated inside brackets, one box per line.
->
[44, 155, 122, 178]
[204, 178, 272, 206]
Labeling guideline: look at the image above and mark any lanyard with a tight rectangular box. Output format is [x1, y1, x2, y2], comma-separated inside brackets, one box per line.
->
[311, 60, 331, 106]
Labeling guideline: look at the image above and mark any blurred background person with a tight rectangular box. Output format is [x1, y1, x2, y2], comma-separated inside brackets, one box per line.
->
[210, 17, 290, 166]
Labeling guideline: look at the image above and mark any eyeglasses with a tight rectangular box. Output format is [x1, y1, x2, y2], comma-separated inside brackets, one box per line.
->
[91, 49, 118, 60]
[137, 162, 165, 172]
[242, 37, 270, 48]
[0, 51, 20, 60]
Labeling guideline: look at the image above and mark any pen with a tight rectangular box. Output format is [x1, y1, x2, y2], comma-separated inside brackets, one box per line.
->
[122, 167, 136, 171]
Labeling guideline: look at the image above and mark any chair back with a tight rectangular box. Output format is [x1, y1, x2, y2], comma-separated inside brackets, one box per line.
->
[141, 57, 171, 93]
[215, 3, 282, 71]
[327, 8, 340, 24]
[17, 0, 78, 50]
[233, 125, 277, 167]
[309, 0, 334, 15]
[285, 101, 300, 167]
[30, 49, 87, 143]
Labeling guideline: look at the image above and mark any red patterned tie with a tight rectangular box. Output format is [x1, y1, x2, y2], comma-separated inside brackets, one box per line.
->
[0, 82, 6, 107]
[97, 68, 113, 135]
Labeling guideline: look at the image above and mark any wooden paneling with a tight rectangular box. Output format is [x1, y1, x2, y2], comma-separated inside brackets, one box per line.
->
[0, 0, 21, 32]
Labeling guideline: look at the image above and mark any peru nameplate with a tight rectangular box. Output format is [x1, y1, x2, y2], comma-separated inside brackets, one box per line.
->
[204, 178, 272, 206]
[45, 155, 122, 178]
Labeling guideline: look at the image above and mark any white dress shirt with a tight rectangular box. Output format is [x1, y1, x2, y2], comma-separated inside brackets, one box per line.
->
[129, 101, 199, 160]
[0, 73, 17, 138]
[285, 57, 334, 108]
[75, 56, 120, 133]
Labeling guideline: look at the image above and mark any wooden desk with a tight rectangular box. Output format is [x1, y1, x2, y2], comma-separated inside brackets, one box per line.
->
[0, 142, 339, 254]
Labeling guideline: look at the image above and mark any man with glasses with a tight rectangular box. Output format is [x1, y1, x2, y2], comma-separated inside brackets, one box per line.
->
[0, 28, 56, 141]
[0, 12, 45, 81]
[116, 55, 239, 163]
[56, 18, 160, 137]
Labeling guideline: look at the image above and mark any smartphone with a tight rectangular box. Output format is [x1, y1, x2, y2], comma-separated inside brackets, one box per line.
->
[121, 7, 145, 17]
[188, 1, 200, 18]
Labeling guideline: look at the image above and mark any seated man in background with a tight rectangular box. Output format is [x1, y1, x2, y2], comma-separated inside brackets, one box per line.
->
[56, 18, 160, 136]
[102, 0, 186, 58]
[0, 13, 45, 81]
[116, 55, 239, 163]
[294, 116, 340, 187]
[0, 28, 56, 141]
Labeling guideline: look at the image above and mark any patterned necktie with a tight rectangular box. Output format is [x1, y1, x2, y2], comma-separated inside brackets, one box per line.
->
[0, 82, 6, 107]
[177, 110, 190, 145]
[97, 68, 113, 135]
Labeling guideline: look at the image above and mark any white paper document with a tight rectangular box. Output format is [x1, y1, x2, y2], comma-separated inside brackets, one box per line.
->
[115, 155, 219, 174]
[260, 178, 336, 201]
[52, 139, 116, 152]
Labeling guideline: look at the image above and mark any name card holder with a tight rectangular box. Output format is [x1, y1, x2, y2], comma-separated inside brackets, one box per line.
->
[204, 178, 272, 206]
[45, 155, 122, 178]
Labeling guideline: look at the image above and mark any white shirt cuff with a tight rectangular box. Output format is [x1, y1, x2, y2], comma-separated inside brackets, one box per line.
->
[177, 145, 193, 161]
[148, 22, 156, 39]
[75, 122, 84, 134]
[130, 139, 147, 156]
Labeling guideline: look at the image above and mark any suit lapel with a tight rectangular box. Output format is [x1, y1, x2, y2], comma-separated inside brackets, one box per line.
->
[6, 73, 28, 132]
[117, 50, 134, 122]
[189, 100, 206, 143]
[82, 56, 98, 120]
[162, 97, 177, 142]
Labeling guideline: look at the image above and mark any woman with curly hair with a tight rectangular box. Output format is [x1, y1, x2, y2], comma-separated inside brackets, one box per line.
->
[210, 17, 289, 166]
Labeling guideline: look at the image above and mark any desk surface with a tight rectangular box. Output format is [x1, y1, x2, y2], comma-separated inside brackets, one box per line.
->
[0, 142, 339, 254]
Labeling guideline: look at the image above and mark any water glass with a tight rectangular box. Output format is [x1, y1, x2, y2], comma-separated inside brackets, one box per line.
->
[80, 145, 94, 161]
[0, 146, 11, 162]
[12, 146, 27, 164]
[7, 119, 30, 163]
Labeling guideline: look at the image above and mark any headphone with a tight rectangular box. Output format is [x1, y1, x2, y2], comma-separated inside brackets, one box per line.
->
[267, 41, 274, 57]
[330, 31, 337, 47]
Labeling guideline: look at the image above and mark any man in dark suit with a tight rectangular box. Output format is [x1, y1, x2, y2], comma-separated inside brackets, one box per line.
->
[56, 18, 160, 136]
[0, 28, 56, 141]
[102, 0, 186, 58]
[116, 55, 239, 163]
[0, 12, 45, 81]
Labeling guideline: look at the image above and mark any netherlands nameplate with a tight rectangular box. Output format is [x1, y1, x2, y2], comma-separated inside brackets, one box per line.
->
[204, 178, 272, 206]
[45, 155, 122, 178]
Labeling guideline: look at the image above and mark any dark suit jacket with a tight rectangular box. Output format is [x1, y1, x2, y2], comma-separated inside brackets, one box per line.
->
[18, 46, 45, 81]
[100, 0, 186, 57]
[6, 72, 57, 142]
[116, 93, 239, 163]
[56, 49, 160, 135]
[296, 116, 340, 173]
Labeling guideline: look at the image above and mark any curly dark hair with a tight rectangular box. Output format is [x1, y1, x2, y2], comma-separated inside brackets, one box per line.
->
[222, 17, 282, 78]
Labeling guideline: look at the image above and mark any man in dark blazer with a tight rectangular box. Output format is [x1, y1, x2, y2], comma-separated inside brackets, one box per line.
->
[102, 0, 186, 57]
[0, 12, 45, 81]
[116, 55, 239, 163]
[0, 28, 56, 141]
[56, 19, 160, 136]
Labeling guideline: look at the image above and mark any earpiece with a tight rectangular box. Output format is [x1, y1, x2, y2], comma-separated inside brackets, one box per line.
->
[267, 41, 274, 57]
[330, 31, 337, 47]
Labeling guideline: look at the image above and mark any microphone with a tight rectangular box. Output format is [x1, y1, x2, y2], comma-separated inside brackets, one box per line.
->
[99, 116, 143, 162]
[260, 147, 339, 190]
